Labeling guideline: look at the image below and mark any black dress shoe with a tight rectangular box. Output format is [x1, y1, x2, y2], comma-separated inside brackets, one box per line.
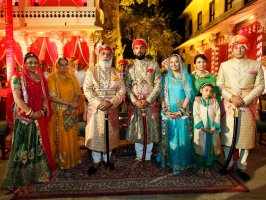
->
[103, 162, 115, 171]
[219, 167, 233, 175]
[87, 166, 97, 175]
[238, 170, 250, 181]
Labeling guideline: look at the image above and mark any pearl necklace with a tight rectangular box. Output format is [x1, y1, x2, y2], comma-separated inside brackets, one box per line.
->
[98, 66, 112, 99]
[132, 60, 148, 97]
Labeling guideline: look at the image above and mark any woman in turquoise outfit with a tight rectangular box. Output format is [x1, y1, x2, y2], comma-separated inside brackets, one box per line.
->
[156, 54, 194, 174]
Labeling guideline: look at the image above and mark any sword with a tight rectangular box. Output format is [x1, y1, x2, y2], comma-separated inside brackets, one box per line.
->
[104, 110, 111, 174]
[220, 107, 239, 173]
[140, 108, 148, 168]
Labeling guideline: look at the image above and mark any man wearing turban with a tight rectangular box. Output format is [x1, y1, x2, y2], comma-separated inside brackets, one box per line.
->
[74, 59, 86, 90]
[217, 31, 264, 180]
[83, 45, 126, 175]
[118, 59, 129, 74]
[125, 39, 162, 168]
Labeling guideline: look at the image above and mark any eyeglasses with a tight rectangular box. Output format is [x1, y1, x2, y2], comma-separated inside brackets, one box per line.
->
[26, 62, 39, 65]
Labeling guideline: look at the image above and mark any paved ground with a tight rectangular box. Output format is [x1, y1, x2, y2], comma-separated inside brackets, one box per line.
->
[1, 137, 266, 200]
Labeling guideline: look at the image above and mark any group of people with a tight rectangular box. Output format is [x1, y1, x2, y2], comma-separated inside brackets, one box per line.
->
[1, 33, 264, 194]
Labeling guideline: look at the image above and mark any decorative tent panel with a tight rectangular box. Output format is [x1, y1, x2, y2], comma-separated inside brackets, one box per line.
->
[203, 45, 212, 73]
[0, 37, 23, 68]
[64, 37, 90, 69]
[29, 37, 58, 67]
[40, 0, 83, 6]
[235, 21, 264, 61]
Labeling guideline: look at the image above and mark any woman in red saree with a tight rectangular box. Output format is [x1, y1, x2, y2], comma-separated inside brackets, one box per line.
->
[1, 52, 56, 194]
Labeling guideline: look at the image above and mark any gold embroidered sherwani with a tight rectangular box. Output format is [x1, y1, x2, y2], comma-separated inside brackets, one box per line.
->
[125, 58, 162, 143]
[83, 65, 126, 152]
[217, 58, 265, 149]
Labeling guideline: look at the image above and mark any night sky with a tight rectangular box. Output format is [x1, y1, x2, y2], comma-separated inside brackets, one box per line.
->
[160, 0, 186, 43]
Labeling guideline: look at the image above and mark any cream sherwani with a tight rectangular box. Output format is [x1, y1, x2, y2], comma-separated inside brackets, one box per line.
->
[217, 58, 265, 149]
[193, 100, 221, 156]
[83, 65, 126, 152]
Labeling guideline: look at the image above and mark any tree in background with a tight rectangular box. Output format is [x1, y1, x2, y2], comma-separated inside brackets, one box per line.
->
[102, 0, 181, 67]
[101, 0, 124, 66]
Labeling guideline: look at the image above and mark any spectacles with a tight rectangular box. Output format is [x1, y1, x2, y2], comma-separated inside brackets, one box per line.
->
[26, 62, 39, 65]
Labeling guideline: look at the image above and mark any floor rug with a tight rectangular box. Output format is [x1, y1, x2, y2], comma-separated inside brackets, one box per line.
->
[11, 149, 249, 199]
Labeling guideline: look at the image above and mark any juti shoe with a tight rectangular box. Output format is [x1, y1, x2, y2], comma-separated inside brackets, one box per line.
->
[197, 168, 204, 177]
[145, 160, 153, 168]
[204, 169, 211, 178]
[130, 159, 141, 169]
[103, 162, 115, 171]
[219, 166, 233, 175]
[87, 162, 101, 175]
[238, 169, 250, 181]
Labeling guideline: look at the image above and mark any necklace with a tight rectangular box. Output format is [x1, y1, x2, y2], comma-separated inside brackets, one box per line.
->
[28, 73, 40, 82]
[98, 66, 112, 99]
[196, 71, 207, 78]
[132, 60, 148, 98]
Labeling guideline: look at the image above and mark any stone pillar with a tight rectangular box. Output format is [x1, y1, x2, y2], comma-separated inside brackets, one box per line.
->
[87, 0, 94, 7]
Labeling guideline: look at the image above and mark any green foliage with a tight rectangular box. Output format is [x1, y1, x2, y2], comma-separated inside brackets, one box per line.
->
[101, 0, 181, 66]
[120, 0, 181, 62]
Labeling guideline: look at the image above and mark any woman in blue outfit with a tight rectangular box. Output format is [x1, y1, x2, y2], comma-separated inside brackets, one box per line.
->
[156, 54, 194, 174]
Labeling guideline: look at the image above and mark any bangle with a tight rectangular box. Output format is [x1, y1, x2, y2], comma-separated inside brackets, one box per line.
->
[25, 108, 32, 116]
[29, 110, 34, 117]
[162, 107, 169, 115]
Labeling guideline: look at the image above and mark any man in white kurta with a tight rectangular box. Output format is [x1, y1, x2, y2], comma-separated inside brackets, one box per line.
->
[83, 45, 126, 175]
[74, 60, 86, 89]
[217, 33, 264, 180]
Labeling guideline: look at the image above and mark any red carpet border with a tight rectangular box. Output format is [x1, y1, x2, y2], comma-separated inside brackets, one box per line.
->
[11, 150, 249, 199]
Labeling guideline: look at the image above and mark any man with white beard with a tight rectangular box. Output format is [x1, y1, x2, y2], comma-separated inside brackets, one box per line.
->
[83, 45, 126, 175]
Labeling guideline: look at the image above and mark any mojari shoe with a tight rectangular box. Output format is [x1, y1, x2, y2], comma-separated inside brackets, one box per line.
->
[238, 169, 250, 181]
[173, 169, 181, 175]
[130, 159, 141, 169]
[219, 166, 233, 175]
[103, 162, 115, 171]
[145, 160, 153, 168]
[204, 169, 211, 178]
[197, 168, 204, 177]
[87, 162, 101, 175]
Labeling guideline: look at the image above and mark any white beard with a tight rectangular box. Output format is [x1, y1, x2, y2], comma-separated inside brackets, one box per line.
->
[99, 58, 112, 69]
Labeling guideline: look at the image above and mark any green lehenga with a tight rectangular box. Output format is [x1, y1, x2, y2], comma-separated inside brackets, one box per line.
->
[1, 119, 51, 193]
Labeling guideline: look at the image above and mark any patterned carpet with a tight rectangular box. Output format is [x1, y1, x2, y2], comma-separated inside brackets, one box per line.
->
[12, 148, 249, 199]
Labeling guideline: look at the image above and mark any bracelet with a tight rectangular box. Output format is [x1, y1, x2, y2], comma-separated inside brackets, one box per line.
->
[29, 110, 34, 117]
[25, 108, 32, 116]
[162, 107, 169, 115]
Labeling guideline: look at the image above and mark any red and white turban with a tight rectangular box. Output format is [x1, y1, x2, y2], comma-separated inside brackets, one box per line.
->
[230, 30, 250, 51]
[99, 44, 113, 54]
[132, 39, 147, 49]
[118, 59, 128, 65]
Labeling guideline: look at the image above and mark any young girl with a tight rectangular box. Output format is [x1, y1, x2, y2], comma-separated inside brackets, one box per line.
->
[193, 82, 221, 177]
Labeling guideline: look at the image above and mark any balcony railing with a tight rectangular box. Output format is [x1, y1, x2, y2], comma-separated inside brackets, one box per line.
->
[0, 6, 96, 27]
